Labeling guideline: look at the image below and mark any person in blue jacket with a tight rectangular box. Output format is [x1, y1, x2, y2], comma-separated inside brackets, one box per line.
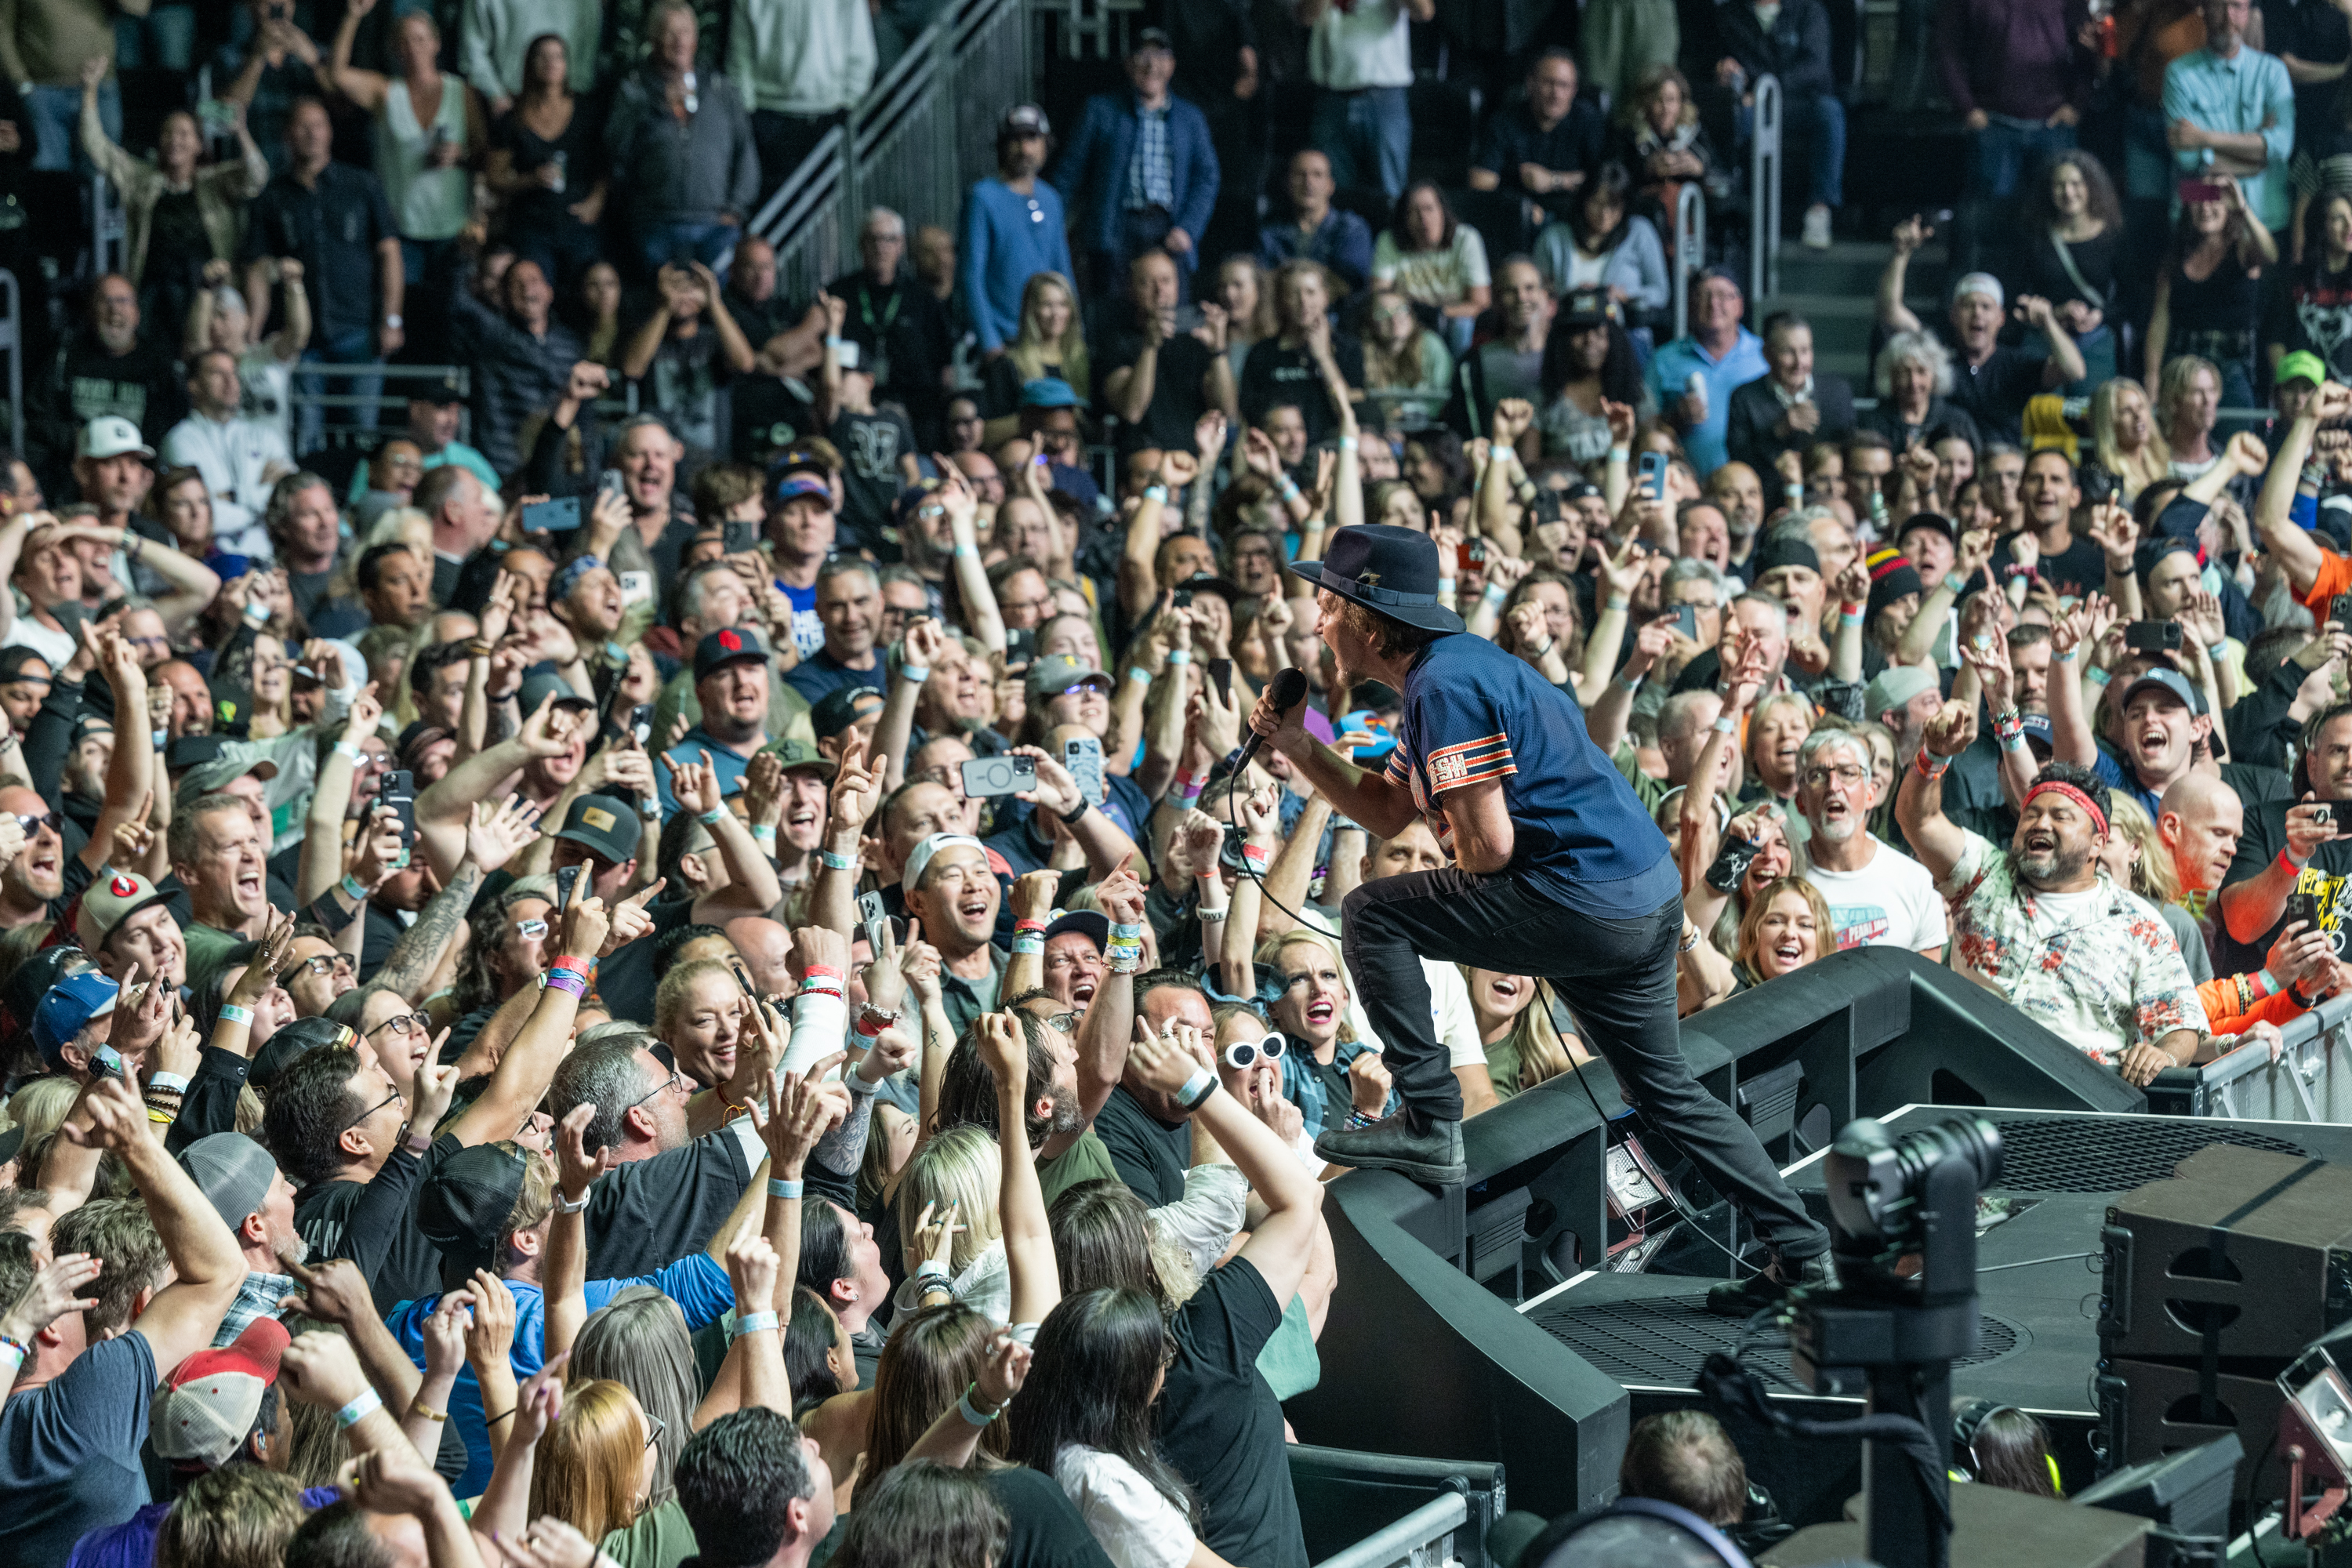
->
[1050, 27, 1220, 302]
[957, 104, 1075, 357]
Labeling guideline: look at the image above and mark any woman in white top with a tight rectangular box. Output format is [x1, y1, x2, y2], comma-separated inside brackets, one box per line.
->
[1371, 182, 1490, 356]
[1018, 1287, 1221, 1568]
[893, 1124, 1011, 1323]
[330, 0, 485, 283]
[1533, 165, 1670, 354]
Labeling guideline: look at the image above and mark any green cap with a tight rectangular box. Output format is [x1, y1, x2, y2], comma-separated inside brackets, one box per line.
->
[760, 736, 838, 779]
[2278, 350, 2328, 390]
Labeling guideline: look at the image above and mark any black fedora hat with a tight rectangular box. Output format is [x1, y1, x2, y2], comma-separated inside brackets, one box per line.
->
[1289, 524, 1465, 634]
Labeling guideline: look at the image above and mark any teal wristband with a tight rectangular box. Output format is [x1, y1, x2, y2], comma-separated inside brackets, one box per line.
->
[1128, 666, 1152, 684]
[730, 1311, 780, 1339]
[340, 873, 368, 901]
[822, 850, 856, 870]
[768, 1178, 803, 1200]
[697, 807, 726, 826]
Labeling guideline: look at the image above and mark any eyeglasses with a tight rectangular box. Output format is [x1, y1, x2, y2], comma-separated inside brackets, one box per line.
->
[295, 953, 356, 978]
[339, 1085, 404, 1134]
[365, 1011, 431, 1040]
[1802, 764, 1868, 790]
[1033, 1008, 1080, 1034]
[644, 1411, 668, 1450]
[515, 918, 550, 939]
[627, 1067, 687, 1114]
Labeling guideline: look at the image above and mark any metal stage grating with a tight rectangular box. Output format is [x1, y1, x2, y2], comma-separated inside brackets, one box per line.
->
[1526, 1294, 2022, 1390]
[1982, 1115, 2309, 1192]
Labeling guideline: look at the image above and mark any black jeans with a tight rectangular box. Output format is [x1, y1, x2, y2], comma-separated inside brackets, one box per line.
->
[1343, 868, 1829, 1260]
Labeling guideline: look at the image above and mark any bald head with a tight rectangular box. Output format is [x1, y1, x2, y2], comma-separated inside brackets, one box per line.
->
[2158, 771, 2245, 896]
[724, 916, 793, 996]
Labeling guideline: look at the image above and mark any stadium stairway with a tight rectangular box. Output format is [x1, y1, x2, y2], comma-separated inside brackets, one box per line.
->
[1759, 237, 1947, 386]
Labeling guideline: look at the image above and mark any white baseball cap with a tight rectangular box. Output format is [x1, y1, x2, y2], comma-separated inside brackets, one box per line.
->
[78, 416, 154, 462]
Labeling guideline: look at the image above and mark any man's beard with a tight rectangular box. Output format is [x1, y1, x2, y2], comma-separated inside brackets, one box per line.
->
[2008, 840, 2091, 891]
[1810, 812, 1859, 844]
[273, 1232, 311, 1271]
[1041, 1082, 1083, 1137]
[702, 706, 763, 745]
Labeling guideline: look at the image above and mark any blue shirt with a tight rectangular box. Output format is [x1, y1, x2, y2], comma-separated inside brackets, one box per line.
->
[2164, 45, 2296, 231]
[659, 725, 760, 818]
[958, 178, 1075, 352]
[387, 1256, 733, 1496]
[1385, 633, 1680, 917]
[1257, 209, 1375, 293]
[1644, 327, 1769, 477]
[783, 648, 887, 706]
[775, 576, 823, 656]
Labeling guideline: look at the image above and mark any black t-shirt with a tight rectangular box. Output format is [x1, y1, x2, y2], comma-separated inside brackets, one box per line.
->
[824, 268, 953, 412]
[294, 1134, 457, 1312]
[732, 372, 818, 466]
[1993, 529, 2107, 601]
[989, 1465, 1117, 1568]
[1471, 99, 1609, 224]
[57, 331, 186, 445]
[595, 895, 695, 1027]
[1239, 334, 1365, 448]
[2217, 796, 2352, 974]
[832, 407, 918, 550]
[1091, 1085, 1189, 1207]
[1101, 326, 1216, 456]
[1160, 1258, 1307, 1568]
[639, 324, 735, 457]
[579, 1126, 759, 1279]
[241, 162, 398, 338]
[148, 189, 209, 283]
[491, 102, 599, 239]
[1939, 340, 2048, 445]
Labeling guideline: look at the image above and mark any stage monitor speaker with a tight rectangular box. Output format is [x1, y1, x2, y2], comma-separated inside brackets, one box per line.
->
[2098, 1143, 2352, 1363]
[2094, 1358, 2285, 1507]
[1758, 1477, 2151, 1566]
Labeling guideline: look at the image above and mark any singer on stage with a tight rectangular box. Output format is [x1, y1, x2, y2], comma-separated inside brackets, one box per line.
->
[1249, 522, 1834, 1306]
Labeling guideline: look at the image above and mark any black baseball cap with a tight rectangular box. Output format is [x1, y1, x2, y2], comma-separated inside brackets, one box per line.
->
[418, 1142, 529, 1286]
[555, 793, 642, 864]
[810, 685, 883, 742]
[250, 1017, 359, 1093]
[0, 645, 52, 683]
[693, 626, 770, 682]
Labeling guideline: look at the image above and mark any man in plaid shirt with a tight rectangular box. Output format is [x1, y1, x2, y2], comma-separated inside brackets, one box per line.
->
[1051, 27, 1221, 300]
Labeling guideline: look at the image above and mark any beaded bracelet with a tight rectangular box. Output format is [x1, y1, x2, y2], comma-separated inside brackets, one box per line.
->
[1014, 917, 1047, 935]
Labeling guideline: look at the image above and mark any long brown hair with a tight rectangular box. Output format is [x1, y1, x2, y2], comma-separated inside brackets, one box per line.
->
[856, 1304, 1009, 1506]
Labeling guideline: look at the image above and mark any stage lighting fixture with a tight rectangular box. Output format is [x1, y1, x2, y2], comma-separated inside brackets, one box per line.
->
[2277, 1337, 2352, 1537]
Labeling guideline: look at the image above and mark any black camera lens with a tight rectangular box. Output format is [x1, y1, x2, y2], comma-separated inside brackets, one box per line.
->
[1824, 1116, 2002, 1245]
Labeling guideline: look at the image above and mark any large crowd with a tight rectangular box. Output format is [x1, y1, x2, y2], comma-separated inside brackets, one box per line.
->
[0, 0, 2346, 1563]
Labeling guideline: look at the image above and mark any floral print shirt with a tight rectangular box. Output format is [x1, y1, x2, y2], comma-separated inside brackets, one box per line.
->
[1936, 830, 2209, 1065]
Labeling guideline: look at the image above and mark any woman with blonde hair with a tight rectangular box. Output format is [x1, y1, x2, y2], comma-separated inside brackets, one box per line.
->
[1730, 876, 1836, 991]
[2090, 378, 2169, 506]
[894, 1123, 1009, 1322]
[1459, 968, 1586, 1112]
[1215, 254, 1279, 383]
[530, 1378, 658, 1544]
[981, 272, 1090, 445]
[2098, 795, 2209, 975]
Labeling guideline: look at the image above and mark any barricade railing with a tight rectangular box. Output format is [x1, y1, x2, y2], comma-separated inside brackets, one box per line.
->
[1749, 74, 1783, 307]
[1671, 182, 1705, 343]
[2149, 991, 2352, 1123]
[91, 176, 125, 278]
[1314, 1491, 1471, 1568]
[0, 269, 23, 456]
[289, 361, 470, 455]
[753, 0, 1032, 308]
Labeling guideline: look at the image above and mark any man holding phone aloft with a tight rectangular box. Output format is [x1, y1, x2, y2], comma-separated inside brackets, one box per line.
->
[1249, 523, 1834, 1308]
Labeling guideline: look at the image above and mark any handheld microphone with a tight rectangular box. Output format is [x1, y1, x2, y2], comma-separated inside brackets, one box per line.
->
[1236, 666, 1308, 775]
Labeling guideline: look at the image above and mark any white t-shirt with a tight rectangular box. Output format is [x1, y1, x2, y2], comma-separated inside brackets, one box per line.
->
[1804, 838, 1951, 954]
[158, 412, 292, 562]
[1372, 225, 1493, 310]
[1304, 0, 1412, 89]
[2, 611, 75, 669]
[1055, 1444, 1197, 1568]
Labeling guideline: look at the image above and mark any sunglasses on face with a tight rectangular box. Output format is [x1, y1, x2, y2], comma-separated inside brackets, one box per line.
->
[516, 918, 550, 939]
[14, 810, 58, 835]
[1222, 1032, 1288, 1071]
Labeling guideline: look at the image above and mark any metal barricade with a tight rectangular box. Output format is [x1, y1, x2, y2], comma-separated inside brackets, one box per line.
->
[0, 268, 23, 456]
[1314, 1492, 1471, 1568]
[1749, 74, 1782, 307]
[91, 176, 125, 278]
[2153, 993, 2352, 1123]
[753, 0, 1033, 301]
[289, 361, 470, 455]
[1671, 182, 1706, 343]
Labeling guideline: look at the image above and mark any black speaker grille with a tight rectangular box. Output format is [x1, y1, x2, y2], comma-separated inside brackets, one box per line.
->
[1983, 1116, 2310, 1194]
[1526, 1295, 2022, 1388]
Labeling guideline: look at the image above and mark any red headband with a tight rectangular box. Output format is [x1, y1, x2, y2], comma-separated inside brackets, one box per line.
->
[2024, 781, 2107, 839]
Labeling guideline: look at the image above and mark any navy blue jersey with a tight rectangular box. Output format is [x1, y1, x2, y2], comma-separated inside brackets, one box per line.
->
[1384, 633, 1679, 916]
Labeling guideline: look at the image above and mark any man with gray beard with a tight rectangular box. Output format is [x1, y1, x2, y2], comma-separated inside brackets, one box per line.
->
[53, 272, 186, 450]
[1791, 728, 1947, 956]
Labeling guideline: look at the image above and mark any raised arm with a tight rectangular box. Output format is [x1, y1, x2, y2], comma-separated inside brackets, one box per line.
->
[542, 1102, 618, 1363]
[665, 750, 784, 919]
[977, 1011, 1060, 1329]
[810, 729, 884, 940]
[447, 878, 608, 1146]
[1893, 700, 1979, 884]
[61, 1072, 241, 1375]
[414, 693, 568, 879]
[940, 462, 1007, 653]
[327, 0, 392, 112]
[1877, 215, 1928, 333]
[2259, 390, 2341, 597]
